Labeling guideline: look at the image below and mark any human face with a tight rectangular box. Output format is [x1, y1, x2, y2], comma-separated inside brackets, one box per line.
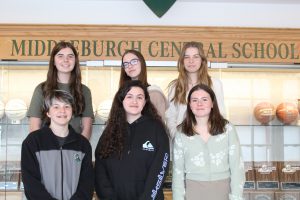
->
[47, 98, 72, 127]
[54, 47, 76, 74]
[183, 47, 202, 74]
[123, 87, 146, 122]
[189, 89, 213, 119]
[123, 53, 141, 80]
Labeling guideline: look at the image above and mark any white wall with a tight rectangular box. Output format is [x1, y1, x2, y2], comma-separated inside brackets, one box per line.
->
[1, 0, 300, 28]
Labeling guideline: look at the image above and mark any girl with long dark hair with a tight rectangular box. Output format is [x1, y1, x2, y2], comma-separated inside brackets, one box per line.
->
[27, 41, 93, 139]
[95, 80, 170, 200]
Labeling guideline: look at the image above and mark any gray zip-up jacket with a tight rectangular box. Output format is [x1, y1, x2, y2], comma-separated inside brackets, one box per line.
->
[21, 126, 94, 200]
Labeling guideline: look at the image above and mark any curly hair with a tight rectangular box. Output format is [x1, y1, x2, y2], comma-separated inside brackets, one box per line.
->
[169, 41, 212, 104]
[41, 41, 84, 116]
[97, 80, 162, 159]
[119, 49, 149, 88]
[179, 84, 228, 136]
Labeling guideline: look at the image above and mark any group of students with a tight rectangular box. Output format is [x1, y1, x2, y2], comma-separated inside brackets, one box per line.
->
[20, 41, 245, 200]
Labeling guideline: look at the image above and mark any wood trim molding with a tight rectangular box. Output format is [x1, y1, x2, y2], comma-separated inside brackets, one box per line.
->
[0, 24, 300, 63]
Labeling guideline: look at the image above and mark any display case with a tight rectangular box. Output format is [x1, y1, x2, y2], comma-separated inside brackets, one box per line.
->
[1, 60, 300, 200]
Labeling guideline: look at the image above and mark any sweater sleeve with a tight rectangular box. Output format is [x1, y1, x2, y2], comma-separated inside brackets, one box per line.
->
[172, 132, 185, 200]
[228, 125, 245, 200]
[165, 85, 179, 140]
[70, 140, 94, 200]
[21, 136, 58, 200]
[148, 86, 168, 121]
[94, 142, 115, 200]
[212, 78, 226, 117]
[139, 123, 170, 200]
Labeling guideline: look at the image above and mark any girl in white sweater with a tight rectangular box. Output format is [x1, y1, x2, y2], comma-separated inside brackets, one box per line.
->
[166, 41, 225, 141]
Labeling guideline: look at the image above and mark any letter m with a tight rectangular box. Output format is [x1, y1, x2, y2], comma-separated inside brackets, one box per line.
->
[11, 40, 26, 56]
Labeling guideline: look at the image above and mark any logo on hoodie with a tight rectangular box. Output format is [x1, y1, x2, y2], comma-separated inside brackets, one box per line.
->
[74, 153, 81, 163]
[151, 153, 169, 199]
[143, 141, 154, 151]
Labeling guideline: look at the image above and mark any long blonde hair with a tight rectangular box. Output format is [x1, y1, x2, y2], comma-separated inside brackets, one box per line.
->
[169, 41, 212, 104]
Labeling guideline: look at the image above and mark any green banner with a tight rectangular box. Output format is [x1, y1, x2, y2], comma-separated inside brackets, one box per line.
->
[143, 0, 176, 18]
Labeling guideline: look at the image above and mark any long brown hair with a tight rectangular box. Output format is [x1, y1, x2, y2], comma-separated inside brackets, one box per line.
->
[179, 84, 228, 136]
[97, 80, 162, 159]
[119, 49, 149, 88]
[41, 41, 84, 116]
[170, 41, 212, 104]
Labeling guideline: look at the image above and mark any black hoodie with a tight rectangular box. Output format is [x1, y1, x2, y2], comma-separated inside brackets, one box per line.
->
[95, 116, 170, 200]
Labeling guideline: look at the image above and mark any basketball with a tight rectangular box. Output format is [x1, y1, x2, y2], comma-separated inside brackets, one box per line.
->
[5, 99, 28, 121]
[0, 100, 5, 119]
[96, 99, 113, 121]
[253, 102, 275, 124]
[276, 102, 299, 124]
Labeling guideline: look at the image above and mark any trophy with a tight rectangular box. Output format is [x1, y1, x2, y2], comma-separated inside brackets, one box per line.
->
[244, 161, 256, 190]
[0, 161, 20, 190]
[275, 191, 300, 200]
[278, 161, 300, 190]
[249, 190, 275, 200]
[254, 161, 279, 190]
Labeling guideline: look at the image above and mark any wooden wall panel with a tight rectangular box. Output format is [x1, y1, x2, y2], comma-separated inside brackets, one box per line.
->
[0, 24, 300, 63]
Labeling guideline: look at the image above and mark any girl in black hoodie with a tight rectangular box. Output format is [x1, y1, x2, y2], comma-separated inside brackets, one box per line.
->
[95, 80, 170, 200]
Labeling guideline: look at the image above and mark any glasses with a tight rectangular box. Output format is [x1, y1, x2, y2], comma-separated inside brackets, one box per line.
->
[122, 59, 139, 68]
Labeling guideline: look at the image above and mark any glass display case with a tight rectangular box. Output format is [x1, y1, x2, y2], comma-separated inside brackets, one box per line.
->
[0, 60, 300, 200]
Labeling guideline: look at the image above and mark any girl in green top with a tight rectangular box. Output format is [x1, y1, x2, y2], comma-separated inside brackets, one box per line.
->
[27, 41, 94, 140]
[172, 84, 245, 200]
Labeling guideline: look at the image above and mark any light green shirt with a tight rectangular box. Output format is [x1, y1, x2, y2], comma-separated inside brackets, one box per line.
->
[27, 82, 93, 134]
[172, 123, 245, 200]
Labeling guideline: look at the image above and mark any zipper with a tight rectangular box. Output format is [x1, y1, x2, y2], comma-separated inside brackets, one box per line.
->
[58, 131, 76, 200]
[60, 146, 64, 200]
